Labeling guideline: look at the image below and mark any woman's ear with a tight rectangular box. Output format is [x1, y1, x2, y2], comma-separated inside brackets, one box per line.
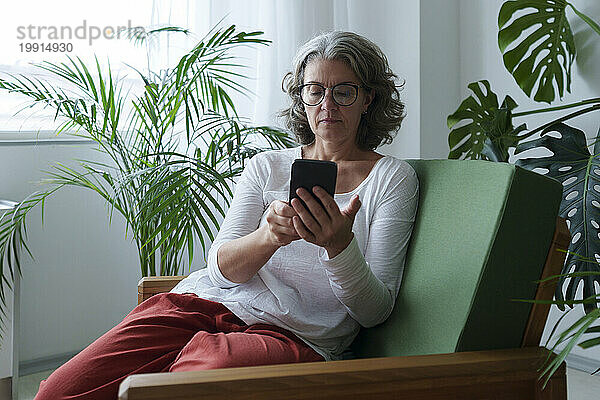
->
[362, 89, 374, 111]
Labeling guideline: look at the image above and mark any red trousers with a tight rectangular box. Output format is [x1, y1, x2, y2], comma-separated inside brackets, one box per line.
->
[35, 292, 324, 400]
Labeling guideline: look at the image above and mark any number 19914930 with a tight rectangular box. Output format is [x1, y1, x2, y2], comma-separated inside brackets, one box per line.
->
[19, 43, 73, 52]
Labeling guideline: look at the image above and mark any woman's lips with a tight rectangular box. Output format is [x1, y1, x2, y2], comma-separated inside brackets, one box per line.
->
[319, 118, 340, 124]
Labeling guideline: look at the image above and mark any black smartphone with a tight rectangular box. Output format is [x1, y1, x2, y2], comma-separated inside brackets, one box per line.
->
[289, 159, 337, 212]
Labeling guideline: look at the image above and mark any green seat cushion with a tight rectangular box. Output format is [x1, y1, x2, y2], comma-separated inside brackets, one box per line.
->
[351, 160, 562, 358]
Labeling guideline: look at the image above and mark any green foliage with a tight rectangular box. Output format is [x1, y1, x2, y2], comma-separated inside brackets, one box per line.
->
[0, 24, 294, 335]
[543, 296, 600, 383]
[447, 80, 526, 161]
[498, 0, 576, 103]
[517, 270, 600, 384]
[515, 124, 600, 312]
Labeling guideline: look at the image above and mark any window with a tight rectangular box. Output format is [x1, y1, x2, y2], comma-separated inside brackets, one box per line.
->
[0, 1, 154, 137]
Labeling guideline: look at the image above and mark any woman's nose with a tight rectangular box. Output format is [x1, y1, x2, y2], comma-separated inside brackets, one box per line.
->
[321, 89, 338, 110]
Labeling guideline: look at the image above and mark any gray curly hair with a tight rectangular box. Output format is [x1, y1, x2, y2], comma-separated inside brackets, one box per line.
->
[279, 31, 405, 150]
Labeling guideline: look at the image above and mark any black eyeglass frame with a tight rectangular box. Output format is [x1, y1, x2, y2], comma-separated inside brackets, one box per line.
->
[298, 83, 364, 107]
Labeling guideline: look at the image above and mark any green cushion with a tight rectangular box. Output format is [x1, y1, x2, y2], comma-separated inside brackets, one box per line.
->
[351, 159, 562, 358]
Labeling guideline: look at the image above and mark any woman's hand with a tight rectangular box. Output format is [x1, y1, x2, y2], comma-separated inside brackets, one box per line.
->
[264, 200, 301, 247]
[291, 186, 361, 258]
[217, 200, 298, 284]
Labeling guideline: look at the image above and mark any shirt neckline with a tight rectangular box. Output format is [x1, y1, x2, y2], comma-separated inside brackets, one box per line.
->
[294, 146, 389, 196]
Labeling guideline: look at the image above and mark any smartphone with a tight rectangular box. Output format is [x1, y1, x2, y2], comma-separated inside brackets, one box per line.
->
[289, 159, 337, 212]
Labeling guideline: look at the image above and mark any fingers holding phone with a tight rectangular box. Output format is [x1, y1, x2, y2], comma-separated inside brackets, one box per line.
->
[264, 200, 300, 247]
[286, 158, 361, 257]
[292, 187, 361, 258]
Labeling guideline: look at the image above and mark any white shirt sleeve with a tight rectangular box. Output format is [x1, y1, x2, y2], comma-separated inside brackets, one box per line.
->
[319, 166, 419, 328]
[206, 155, 266, 288]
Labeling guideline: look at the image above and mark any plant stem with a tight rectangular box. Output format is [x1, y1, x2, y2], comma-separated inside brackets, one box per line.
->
[513, 98, 600, 118]
[567, 2, 600, 37]
[519, 104, 600, 141]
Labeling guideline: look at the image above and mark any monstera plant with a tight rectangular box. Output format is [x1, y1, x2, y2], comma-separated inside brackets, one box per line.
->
[447, 0, 600, 381]
[0, 25, 294, 337]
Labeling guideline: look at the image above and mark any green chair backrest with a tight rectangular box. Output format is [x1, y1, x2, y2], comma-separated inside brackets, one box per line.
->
[352, 159, 562, 358]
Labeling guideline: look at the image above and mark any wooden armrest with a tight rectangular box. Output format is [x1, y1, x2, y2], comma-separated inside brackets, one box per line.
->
[522, 217, 570, 346]
[118, 347, 566, 400]
[137, 276, 187, 305]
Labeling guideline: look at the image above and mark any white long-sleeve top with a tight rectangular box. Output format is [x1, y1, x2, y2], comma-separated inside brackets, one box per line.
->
[171, 146, 419, 360]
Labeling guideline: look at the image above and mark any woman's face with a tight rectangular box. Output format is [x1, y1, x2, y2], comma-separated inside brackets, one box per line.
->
[302, 58, 373, 148]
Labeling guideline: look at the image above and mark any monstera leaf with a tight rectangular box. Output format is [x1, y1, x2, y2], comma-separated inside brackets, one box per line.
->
[498, 0, 576, 103]
[448, 80, 527, 161]
[516, 123, 600, 310]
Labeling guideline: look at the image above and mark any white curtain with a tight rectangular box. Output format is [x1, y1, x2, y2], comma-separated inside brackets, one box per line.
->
[149, 0, 352, 127]
[1, 0, 419, 158]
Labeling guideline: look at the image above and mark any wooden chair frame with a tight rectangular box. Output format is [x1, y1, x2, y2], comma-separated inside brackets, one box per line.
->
[118, 218, 570, 400]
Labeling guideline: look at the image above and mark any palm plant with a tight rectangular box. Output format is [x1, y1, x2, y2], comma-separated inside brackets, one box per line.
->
[0, 25, 294, 333]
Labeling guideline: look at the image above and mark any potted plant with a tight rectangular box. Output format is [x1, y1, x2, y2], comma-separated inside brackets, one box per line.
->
[0, 24, 294, 336]
[446, 0, 600, 381]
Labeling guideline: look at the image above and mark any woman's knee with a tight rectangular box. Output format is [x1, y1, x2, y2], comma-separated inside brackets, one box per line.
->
[34, 368, 114, 400]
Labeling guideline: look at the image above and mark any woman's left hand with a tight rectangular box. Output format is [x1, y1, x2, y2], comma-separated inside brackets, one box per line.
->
[291, 186, 361, 258]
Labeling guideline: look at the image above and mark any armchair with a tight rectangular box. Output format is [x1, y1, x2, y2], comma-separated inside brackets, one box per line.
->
[119, 159, 570, 399]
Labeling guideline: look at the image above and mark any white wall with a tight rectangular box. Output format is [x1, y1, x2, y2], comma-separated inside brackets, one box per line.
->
[420, 0, 460, 159]
[458, 0, 600, 368]
[346, 0, 422, 159]
[0, 143, 141, 363]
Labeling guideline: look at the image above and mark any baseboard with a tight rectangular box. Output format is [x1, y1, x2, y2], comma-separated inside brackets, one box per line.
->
[19, 350, 80, 376]
[0, 377, 11, 400]
[565, 353, 600, 374]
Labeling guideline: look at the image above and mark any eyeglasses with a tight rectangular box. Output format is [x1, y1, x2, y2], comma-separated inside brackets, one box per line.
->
[298, 83, 362, 106]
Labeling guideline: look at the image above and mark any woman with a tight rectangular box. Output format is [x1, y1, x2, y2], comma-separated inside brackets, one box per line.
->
[35, 31, 418, 400]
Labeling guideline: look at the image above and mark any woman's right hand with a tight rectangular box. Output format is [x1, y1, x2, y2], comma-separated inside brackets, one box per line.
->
[217, 200, 299, 283]
[264, 200, 300, 247]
